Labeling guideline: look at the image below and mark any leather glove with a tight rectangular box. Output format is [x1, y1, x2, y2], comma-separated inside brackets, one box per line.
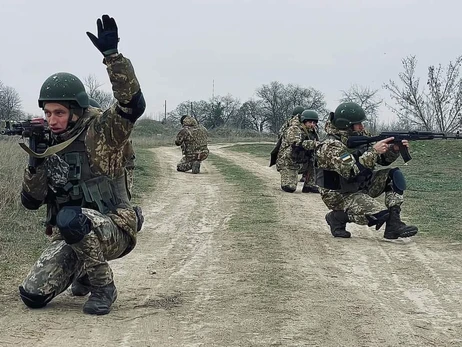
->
[86, 15, 119, 57]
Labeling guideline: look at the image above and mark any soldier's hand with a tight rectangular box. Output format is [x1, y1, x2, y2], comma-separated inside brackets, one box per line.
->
[86, 15, 119, 57]
[373, 137, 394, 154]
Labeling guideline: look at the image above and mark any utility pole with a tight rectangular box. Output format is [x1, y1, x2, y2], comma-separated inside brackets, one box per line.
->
[212, 79, 215, 99]
[164, 100, 167, 122]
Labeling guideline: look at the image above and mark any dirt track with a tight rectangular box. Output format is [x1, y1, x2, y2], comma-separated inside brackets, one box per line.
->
[1, 144, 462, 347]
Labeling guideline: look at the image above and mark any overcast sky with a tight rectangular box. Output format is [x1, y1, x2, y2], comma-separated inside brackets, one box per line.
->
[1, 0, 461, 122]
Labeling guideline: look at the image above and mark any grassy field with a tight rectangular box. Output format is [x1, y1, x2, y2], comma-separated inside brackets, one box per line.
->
[227, 141, 462, 240]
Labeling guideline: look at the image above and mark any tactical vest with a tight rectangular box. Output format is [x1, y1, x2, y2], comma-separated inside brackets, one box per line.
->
[316, 139, 372, 193]
[292, 128, 319, 164]
[47, 130, 131, 225]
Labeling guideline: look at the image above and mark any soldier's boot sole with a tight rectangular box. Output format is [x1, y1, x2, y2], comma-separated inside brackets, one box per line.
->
[191, 161, 201, 174]
[384, 225, 418, 240]
[281, 185, 296, 193]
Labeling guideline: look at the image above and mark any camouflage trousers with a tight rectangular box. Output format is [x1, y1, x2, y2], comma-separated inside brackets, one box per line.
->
[279, 161, 317, 191]
[320, 168, 404, 225]
[21, 208, 131, 299]
[177, 151, 209, 172]
[299, 159, 316, 187]
[125, 167, 134, 198]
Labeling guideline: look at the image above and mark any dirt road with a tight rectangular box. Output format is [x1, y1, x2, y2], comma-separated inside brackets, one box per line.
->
[1, 144, 462, 347]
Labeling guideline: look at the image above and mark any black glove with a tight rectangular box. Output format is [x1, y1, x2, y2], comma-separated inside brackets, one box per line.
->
[86, 15, 119, 57]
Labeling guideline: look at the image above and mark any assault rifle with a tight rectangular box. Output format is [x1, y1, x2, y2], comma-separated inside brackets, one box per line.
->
[1, 118, 50, 169]
[347, 131, 461, 163]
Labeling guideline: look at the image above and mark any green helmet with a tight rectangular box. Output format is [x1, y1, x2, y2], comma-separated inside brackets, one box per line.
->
[332, 102, 366, 130]
[292, 106, 305, 116]
[38, 72, 89, 109]
[300, 110, 319, 122]
[180, 114, 188, 125]
[88, 98, 101, 108]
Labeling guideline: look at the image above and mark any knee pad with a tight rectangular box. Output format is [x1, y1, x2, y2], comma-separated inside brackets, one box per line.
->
[281, 185, 296, 193]
[389, 168, 406, 194]
[366, 209, 390, 230]
[56, 206, 91, 244]
[19, 286, 53, 309]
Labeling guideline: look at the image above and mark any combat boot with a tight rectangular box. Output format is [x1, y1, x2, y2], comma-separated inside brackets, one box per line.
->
[191, 161, 201, 174]
[302, 186, 320, 193]
[71, 276, 90, 297]
[383, 206, 418, 239]
[326, 210, 351, 238]
[83, 282, 118, 315]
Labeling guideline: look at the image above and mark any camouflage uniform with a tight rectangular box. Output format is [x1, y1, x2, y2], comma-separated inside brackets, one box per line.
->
[20, 53, 145, 306]
[316, 126, 402, 225]
[123, 140, 136, 197]
[276, 116, 318, 192]
[175, 116, 209, 173]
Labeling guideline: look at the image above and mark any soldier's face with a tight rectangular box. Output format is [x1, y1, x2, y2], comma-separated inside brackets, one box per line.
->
[352, 123, 364, 132]
[44, 103, 72, 133]
[303, 120, 317, 129]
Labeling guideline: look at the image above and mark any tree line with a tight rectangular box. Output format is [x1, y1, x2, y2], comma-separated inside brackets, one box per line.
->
[2, 55, 462, 133]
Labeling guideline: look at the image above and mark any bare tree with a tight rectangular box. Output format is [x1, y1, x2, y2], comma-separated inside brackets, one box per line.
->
[256, 81, 327, 134]
[383, 55, 462, 132]
[340, 85, 383, 133]
[83, 74, 115, 110]
[0, 83, 23, 120]
[235, 99, 266, 132]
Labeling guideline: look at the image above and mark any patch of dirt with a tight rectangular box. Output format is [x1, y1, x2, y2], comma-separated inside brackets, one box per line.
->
[1, 143, 462, 347]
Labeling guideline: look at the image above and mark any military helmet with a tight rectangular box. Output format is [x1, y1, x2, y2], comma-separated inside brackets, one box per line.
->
[88, 98, 101, 108]
[180, 114, 188, 125]
[292, 106, 305, 116]
[332, 102, 366, 130]
[38, 72, 89, 109]
[300, 110, 319, 122]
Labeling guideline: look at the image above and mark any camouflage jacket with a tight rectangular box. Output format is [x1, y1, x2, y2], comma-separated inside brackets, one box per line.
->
[315, 127, 400, 191]
[277, 116, 319, 166]
[175, 116, 209, 157]
[22, 53, 144, 251]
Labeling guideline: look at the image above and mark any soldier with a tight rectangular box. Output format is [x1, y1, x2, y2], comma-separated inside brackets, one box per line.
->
[298, 110, 320, 193]
[175, 115, 209, 174]
[276, 108, 320, 193]
[315, 102, 418, 239]
[18, 15, 146, 315]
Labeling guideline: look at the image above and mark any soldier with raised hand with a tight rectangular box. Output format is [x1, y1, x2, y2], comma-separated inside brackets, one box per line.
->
[18, 14, 146, 315]
[175, 115, 209, 174]
[276, 107, 320, 193]
[315, 102, 418, 239]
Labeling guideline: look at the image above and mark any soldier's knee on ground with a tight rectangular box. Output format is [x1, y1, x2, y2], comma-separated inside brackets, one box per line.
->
[281, 185, 296, 193]
[56, 206, 91, 244]
[19, 286, 54, 309]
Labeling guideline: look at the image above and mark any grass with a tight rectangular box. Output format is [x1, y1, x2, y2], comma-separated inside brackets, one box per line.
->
[398, 140, 462, 240]
[227, 143, 276, 159]
[0, 138, 47, 293]
[227, 140, 462, 240]
[207, 153, 288, 291]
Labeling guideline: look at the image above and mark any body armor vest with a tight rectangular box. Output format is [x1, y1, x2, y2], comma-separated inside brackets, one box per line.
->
[47, 131, 131, 225]
[316, 137, 372, 193]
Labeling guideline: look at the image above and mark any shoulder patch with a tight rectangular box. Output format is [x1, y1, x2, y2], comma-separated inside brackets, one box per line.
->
[339, 151, 354, 163]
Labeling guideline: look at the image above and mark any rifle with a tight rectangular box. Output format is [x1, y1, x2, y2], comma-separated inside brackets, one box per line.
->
[347, 131, 461, 163]
[1, 118, 50, 170]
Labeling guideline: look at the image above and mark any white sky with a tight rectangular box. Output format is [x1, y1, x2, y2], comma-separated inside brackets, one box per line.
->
[1, 0, 461, 122]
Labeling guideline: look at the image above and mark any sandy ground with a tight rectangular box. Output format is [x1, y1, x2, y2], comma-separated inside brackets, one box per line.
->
[1, 143, 462, 347]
